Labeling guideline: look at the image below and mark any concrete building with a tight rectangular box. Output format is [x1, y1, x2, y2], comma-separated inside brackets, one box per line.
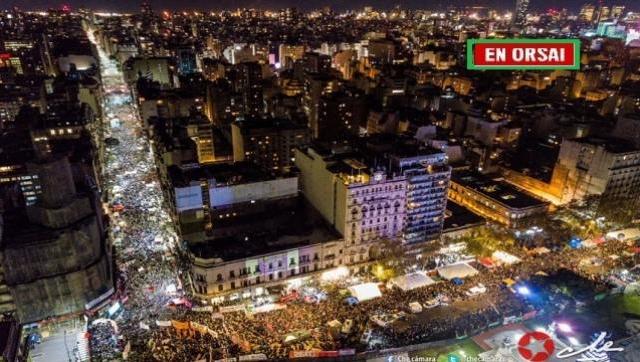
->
[188, 196, 346, 301]
[448, 171, 549, 226]
[388, 144, 451, 243]
[295, 145, 406, 262]
[556, 137, 640, 201]
[579, 4, 596, 22]
[514, 0, 529, 26]
[0, 157, 113, 322]
[231, 117, 310, 175]
[315, 89, 367, 141]
[612, 113, 640, 149]
[234, 62, 263, 118]
[122, 56, 173, 86]
[278, 44, 305, 69]
[296, 137, 451, 245]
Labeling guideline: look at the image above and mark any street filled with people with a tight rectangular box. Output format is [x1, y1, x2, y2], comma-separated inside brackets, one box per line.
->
[86, 28, 640, 362]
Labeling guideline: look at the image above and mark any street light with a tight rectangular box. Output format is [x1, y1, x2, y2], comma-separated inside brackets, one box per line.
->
[557, 322, 572, 333]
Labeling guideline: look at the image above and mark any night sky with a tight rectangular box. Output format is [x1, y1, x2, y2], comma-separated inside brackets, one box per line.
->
[2, 0, 639, 13]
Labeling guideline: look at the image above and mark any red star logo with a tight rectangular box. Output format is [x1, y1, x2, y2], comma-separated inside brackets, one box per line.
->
[517, 331, 555, 362]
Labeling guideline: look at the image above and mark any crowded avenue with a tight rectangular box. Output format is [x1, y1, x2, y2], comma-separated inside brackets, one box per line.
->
[82, 25, 640, 362]
[86, 27, 186, 360]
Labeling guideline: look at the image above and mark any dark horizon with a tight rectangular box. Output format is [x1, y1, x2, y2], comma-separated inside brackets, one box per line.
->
[3, 0, 639, 13]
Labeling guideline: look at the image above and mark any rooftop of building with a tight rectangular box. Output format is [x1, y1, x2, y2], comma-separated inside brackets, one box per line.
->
[0, 191, 96, 249]
[443, 200, 485, 231]
[503, 140, 560, 183]
[232, 117, 308, 131]
[0, 129, 36, 166]
[299, 136, 449, 178]
[568, 136, 638, 154]
[188, 197, 341, 262]
[50, 36, 94, 57]
[167, 161, 292, 188]
[362, 134, 445, 159]
[451, 171, 548, 210]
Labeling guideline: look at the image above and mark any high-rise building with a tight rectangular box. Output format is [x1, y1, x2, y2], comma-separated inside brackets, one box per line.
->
[295, 145, 406, 261]
[579, 4, 597, 22]
[278, 44, 305, 69]
[388, 145, 451, 244]
[303, 74, 339, 136]
[597, 6, 610, 21]
[315, 89, 367, 141]
[296, 137, 451, 245]
[514, 0, 529, 26]
[611, 5, 625, 19]
[0, 157, 113, 322]
[302, 52, 332, 74]
[231, 117, 310, 175]
[555, 137, 640, 202]
[177, 47, 198, 75]
[235, 62, 263, 118]
[140, 1, 153, 16]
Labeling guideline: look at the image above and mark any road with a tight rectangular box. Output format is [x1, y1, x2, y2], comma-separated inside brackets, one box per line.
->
[87, 27, 185, 360]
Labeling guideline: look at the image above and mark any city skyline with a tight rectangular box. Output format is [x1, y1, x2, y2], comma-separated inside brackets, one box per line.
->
[1, 1, 640, 361]
[2, 0, 639, 12]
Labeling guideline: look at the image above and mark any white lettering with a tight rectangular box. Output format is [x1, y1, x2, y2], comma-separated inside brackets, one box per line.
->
[538, 48, 548, 62]
[486, 48, 496, 61]
[485, 48, 506, 62]
[512, 48, 524, 61]
[525, 48, 536, 61]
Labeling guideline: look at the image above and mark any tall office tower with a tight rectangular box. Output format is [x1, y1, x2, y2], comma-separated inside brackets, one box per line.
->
[231, 117, 310, 175]
[579, 4, 596, 22]
[610, 5, 625, 19]
[140, 1, 152, 16]
[390, 147, 451, 244]
[315, 89, 367, 141]
[235, 62, 264, 118]
[597, 6, 610, 22]
[514, 0, 530, 26]
[177, 47, 197, 75]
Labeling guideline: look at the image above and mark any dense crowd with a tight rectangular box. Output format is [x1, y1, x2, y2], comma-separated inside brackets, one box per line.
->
[88, 32, 185, 361]
[107, 238, 634, 361]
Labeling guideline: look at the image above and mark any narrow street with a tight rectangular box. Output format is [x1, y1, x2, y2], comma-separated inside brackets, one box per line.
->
[86, 27, 185, 360]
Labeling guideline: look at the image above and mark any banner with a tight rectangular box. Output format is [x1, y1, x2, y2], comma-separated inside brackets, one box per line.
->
[339, 349, 356, 356]
[318, 351, 339, 357]
[156, 320, 171, 327]
[192, 305, 214, 312]
[238, 354, 268, 361]
[289, 350, 320, 358]
[191, 322, 210, 335]
[219, 305, 246, 313]
[171, 320, 190, 330]
[289, 350, 350, 359]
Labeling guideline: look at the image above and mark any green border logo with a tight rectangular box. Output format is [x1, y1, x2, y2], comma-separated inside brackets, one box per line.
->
[466, 38, 581, 70]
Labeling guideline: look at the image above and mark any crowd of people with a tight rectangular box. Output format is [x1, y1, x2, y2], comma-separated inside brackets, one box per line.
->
[86, 27, 640, 362]
[101, 238, 635, 361]
[87, 32, 186, 361]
